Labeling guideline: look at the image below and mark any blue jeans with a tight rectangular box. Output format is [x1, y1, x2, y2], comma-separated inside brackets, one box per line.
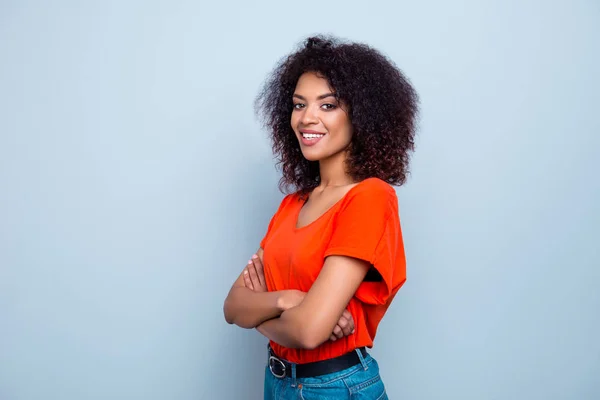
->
[264, 348, 388, 399]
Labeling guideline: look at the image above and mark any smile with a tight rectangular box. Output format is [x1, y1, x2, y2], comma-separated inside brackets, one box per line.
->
[302, 133, 325, 139]
[300, 131, 326, 146]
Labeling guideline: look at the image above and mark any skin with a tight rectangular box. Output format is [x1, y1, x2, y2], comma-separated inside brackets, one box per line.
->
[223, 250, 355, 340]
[290, 71, 353, 165]
[243, 255, 355, 342]
[224, 72, 372, 349]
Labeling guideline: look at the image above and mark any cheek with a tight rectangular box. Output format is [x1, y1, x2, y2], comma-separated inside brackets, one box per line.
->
[290, 112, 300, 129]
[328, 115, 352, 142]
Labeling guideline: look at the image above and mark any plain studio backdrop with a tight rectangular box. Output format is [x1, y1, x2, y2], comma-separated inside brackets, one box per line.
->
[0, 1, 598, 399]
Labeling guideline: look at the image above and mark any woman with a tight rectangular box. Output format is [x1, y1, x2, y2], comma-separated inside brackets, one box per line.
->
[224, 35, 418, 399]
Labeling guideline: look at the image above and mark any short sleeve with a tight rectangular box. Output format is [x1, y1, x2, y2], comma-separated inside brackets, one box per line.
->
[260, 194, 295, 249]
[324, 180, 406, 305]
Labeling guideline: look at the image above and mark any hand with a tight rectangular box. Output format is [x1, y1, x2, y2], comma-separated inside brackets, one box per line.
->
[245, 254, 355, 342]
[243, 254, 268, 292]
[329, 310, 355, 342]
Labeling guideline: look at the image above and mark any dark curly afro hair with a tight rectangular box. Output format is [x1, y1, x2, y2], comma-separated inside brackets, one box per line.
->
[255, 35, 419, 195]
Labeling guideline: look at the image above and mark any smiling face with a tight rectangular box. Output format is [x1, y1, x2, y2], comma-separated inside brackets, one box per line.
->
[291, 72, 353, 162]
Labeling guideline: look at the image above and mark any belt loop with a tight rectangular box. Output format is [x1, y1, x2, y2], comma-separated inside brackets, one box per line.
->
[291, 362, 297, 387]
[356, 348, 368, 371]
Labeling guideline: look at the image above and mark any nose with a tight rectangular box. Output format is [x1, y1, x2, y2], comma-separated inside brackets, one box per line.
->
[300, 104, 319, 125]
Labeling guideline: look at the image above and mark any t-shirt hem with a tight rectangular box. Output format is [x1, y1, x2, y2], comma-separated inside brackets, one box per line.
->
[324, 247, 375, 263]
[324, 247, 392, 305]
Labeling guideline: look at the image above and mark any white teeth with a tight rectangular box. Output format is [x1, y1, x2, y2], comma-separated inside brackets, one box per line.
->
[302, 133, 325, 139]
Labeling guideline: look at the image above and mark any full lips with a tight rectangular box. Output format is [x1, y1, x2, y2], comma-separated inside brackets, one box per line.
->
[300, 133, 326, 146]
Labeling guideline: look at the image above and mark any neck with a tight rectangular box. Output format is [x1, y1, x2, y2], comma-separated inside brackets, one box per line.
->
[318, 151, 354, 188]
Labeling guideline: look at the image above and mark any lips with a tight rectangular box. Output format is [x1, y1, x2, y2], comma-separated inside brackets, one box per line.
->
[299, 130, 326, 147]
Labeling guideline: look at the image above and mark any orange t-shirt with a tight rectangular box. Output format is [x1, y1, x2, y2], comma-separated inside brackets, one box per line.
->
[260, 177, 406, 364]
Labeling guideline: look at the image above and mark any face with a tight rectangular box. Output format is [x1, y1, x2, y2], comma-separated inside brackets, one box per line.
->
[291, 72, 353, 162]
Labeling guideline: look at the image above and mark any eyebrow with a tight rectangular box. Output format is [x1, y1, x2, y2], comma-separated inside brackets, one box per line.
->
[293, 92, 337, 101]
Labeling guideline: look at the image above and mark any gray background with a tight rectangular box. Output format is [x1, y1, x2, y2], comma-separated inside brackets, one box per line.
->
[1, 1, 598, 399]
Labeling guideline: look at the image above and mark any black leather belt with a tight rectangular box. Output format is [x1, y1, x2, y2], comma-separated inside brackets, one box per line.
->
[268, 346, 368, 379]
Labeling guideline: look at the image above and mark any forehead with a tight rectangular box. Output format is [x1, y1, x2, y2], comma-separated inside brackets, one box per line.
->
[294, 72, 334, 95]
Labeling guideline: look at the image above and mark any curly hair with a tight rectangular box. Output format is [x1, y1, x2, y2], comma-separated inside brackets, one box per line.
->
[255, 35, 419, 195]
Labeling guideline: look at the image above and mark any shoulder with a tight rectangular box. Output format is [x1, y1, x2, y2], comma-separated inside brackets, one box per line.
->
[355, 177, 397, 197]
[338, 178, 398, 216]
[272, 192, 303, 215]
[282, 192, 303, 207]
[346, 177, 397, 204]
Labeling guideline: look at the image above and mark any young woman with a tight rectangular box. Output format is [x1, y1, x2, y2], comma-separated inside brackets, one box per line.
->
[224, 35, 418, 399]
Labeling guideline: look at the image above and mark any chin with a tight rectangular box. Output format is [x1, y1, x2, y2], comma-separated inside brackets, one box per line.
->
[300, 149, 325, 162]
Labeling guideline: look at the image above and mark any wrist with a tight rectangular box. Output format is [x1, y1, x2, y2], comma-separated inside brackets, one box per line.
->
[275, 291, 287, 312]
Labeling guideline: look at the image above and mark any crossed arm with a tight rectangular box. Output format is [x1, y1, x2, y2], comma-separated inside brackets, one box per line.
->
[223, 248, 371, 349]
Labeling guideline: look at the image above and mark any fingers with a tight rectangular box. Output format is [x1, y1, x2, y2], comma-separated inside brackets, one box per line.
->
[329, 310, 356, 342]
[251, 254, 265, 287]
[333, 324, 344, 339]
[243, 265, 254, 290]
[330, 324, 342, 341]
[242, 254, 267, 292]
[342, 310, 355, 335]
[337, 317, 351, 337]
[247, 260, 262, 290]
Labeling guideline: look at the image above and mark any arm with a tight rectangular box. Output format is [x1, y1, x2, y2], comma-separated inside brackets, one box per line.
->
[230, 254, 356, 341]
[223, 249, 284, 328]
[256, 255, 370, 349]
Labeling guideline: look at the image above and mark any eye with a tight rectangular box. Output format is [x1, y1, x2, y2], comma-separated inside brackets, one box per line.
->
[321, 103, 337, 110]
[293, 103, 305, 110]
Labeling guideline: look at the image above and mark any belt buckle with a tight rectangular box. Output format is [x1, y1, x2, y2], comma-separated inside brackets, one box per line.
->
[268, 355, 286, 379]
